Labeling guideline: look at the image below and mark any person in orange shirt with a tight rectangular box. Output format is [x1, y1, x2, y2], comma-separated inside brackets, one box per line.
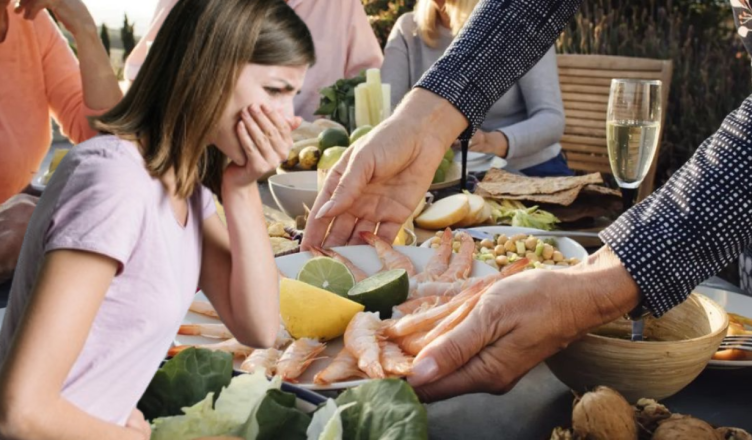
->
[124, 0, 383, 121]
[0, 0, 121, 283]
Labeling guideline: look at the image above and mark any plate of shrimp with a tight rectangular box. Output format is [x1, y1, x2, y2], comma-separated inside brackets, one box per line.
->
[171, 230, 529, 390]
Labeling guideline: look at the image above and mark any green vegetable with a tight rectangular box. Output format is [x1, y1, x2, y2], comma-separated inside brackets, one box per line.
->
[486, 199, 559, 231]
[315, 72, 366, 129]
[535, 240, 545, 257]
[248, 389, 312, 440]
[515, 241, 526, 255]
[150, 393, 236, 440]
[138, 348, 233, 420]
[307, 400, 357, 440]
[336, 379, 428, 440]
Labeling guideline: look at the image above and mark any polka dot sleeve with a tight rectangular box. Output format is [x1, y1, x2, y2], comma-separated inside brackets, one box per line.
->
[601, 96, 752, 317]
[414, 0, 582, 139]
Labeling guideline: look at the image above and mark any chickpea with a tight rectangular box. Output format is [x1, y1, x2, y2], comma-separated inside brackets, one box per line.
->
[525, 237, 537, 250]
[480, 238, 494, 249]
[431, 237, 441, 245]
[510, 233, 527, 242]
[431, 243, 440, 249]
[496, 255, 509, 266]
[480, 247, 492, 255]
[553, 251, 564, 262]
[504, 240, 517, 252]
[556, 262, 570, 267]
[542, 244, 554, 260]
[496, 234, 509, 246]
[452, 241, 461, 251]
[569, 258, 581, 265]
[525, 252, 540, 263]
[435, 230, 443, 237]
[494, 245, 505, 256]
[543, 259, 555, 265]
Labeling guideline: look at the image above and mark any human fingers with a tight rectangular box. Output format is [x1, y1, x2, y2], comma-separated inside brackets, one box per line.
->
[313, 147, 373, 220]
[242, 106, 280, 165]
[320, 212, 359, 249]
[347, 219, 378, 246]
[261, 104, 294, 149]
[235, 118, 265, 169]
[374, 221, 402, 245]
[15, 0, 48, 20]
[302, 148, 352, 249]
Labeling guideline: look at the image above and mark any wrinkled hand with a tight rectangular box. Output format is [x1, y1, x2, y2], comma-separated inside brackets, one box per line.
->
[125, 408, 151, 440]
[223, 103, 300, 190]
[469, 130, 508, 158]
[303, 117, 448, 249]
[0, 194, 38, 283]
[408, 269, 592, 402]
[14, 0, 95, 35]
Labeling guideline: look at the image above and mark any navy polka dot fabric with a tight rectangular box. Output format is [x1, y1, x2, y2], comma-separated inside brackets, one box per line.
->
[415, 0, 582, 140]
[601, 97, 752, 316]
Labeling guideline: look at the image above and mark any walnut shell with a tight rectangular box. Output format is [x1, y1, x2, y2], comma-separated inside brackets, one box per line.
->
[572, 386, 638, 440]
[652, 415, 721, 440]
[717, 427, 752, 440]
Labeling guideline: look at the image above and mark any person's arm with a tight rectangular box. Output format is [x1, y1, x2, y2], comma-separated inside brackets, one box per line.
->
[493, 47, 565, 160]
[600, 94, 752, 317]
[0, 251, 148, 440]
[343, 0, 384, 78]
[380, 16, 413, 109]
[124, 0, 177, 84]
[416, 0, 582, 139]
[199, 104, 297, 348]
[19, 1, 121, 143]
[0, 194, 38, 284]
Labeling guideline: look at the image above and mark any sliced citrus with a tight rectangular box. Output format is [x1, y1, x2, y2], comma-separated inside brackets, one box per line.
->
[297, 257, 355, 297]
[347, 269, 409, 319]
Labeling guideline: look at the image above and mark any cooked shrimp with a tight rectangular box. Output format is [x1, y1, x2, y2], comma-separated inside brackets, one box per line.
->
[178, 323, 233, 339]
[359, 231, 417, 277]
[392, 295, 452, 318]
[168, 338, 253, 358]
[275, 338, 326, 382]
[310, 246, 369, 282]
[380, 341, 414, 376]
[410, 258, 530, 299]
[239, 348, 281, 376]
[313, 348, 367, 385]
[275, 325, 293, 349]
[396, 331, 429, 356]
[344, 312, 386, 379]
[419, 287, 487, 349]
[412, 228, 453, 283]
[437, 233, 475, 282]
[189, 300, 220, 319]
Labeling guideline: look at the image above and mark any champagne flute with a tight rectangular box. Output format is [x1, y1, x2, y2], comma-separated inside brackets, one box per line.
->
[606, 79, 662, 212]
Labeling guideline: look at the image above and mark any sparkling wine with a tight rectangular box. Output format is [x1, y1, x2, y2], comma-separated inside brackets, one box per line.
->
[606, 120, 660, 189]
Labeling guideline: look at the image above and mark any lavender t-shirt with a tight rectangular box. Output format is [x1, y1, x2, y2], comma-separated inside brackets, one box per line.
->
[0, 135, 216, 425]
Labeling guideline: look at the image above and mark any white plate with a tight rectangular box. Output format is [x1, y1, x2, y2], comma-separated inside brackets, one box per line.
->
[696, 286, 752, 369]
[176, 246, 498, 390]
[419, 226, 588, 270]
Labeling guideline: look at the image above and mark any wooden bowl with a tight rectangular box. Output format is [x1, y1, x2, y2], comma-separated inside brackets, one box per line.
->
[545, 293, 728, 402]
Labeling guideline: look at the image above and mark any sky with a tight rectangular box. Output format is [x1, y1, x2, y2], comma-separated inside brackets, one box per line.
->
[81, 0, 157, 36]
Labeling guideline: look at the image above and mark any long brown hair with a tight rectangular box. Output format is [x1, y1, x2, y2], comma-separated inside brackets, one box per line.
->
[92, 0, 315, 197]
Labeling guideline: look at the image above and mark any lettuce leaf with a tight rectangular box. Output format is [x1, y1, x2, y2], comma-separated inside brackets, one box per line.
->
[236, 389, 311, 440]
[307, 400, 357, 440]
[138, 347, 233, 420]
[335, 379, 428, 440]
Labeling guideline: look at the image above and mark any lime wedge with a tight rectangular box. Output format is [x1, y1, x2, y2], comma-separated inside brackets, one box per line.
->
[297, 257, 355, 297]
[347, 269, 409, 319]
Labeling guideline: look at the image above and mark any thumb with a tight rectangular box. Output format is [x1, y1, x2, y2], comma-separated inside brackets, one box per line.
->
[408, 309, 486, 388]
[315, 148, 371, 219]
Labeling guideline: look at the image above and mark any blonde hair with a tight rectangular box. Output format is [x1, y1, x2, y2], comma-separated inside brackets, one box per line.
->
[92, 0, 315, 198]
[414, 0, 479, 47]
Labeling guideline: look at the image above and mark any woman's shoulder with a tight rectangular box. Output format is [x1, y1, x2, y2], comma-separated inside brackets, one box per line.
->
[60, 135, 151, 192]
[393, 12, 418, 34]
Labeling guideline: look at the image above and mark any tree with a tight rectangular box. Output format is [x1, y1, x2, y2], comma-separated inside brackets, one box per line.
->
[100, 24, 110, 56]
[121, 14, 136, 62]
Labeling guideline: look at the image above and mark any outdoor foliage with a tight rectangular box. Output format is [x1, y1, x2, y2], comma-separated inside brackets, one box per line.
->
[363, 0, 416, 47]
[100, 24, 110, 56]
[121, 14, 136, 62]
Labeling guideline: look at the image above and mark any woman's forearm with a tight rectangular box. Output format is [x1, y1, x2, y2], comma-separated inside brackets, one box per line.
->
[396, 88, 468, 150]
[221, 183, 280, 348]
[68, 19, 122, 110]
[0, 398, 142, 440]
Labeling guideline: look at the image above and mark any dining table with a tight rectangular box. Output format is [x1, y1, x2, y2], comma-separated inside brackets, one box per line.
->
[1, 178, 750, 439]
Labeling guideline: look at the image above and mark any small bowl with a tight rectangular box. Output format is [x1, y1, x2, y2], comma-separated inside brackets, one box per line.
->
[268, 171, 318, 219]
[545, 293, 728, 402]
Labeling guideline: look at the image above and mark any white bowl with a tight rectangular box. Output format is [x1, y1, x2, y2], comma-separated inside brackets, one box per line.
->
[268, 171, 318, 218]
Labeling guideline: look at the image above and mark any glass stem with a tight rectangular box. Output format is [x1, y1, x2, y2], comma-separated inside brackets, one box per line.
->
[621, 187, 637, 213]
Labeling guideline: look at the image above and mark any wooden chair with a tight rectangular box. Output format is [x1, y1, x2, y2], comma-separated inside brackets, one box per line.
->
[557, 54, 673, 201]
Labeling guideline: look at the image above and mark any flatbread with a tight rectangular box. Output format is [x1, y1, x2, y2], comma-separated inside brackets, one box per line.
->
[478, 169, 603, 196]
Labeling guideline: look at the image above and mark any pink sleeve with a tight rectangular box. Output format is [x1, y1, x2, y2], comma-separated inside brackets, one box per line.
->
[200, 185, 217, 221]
[36, 11, 100, 144]
[344, 0, 384, 78]
[45, 146, 147, 275]
[124, 0, 179, 83]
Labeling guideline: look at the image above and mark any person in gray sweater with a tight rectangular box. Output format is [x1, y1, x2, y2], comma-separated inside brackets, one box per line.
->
[381, 0, 572, 176]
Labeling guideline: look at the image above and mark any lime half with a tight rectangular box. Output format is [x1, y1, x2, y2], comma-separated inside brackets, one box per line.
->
[297, 257, 355, 297]
[347, 269, 409, 318]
